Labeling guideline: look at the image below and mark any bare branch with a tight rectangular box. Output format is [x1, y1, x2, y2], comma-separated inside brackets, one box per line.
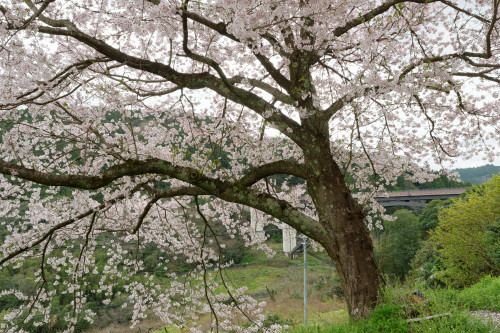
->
[332, 0, 439, 37]
[229, 76, 294, 105]
[182, 10, 293, 93]
[195, 196, 258, 328]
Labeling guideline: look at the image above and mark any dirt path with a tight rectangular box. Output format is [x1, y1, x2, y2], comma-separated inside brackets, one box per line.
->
[470, 310, 500, 331]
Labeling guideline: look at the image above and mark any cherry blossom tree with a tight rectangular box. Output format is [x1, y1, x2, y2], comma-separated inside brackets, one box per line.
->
[0, 0, 499, 330]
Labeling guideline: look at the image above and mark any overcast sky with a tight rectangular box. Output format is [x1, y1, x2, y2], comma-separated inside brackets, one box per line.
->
[441, 155, 499, 170]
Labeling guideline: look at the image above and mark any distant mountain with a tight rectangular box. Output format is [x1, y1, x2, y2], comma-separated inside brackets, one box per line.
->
[455, 164, 500, 184]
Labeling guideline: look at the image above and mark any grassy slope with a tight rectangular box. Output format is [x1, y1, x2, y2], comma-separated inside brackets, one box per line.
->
[92, 244, 499, 332]
[290, 276, 500, 333]
[90, 241, 347, 332]
[171, 242, 346, 331]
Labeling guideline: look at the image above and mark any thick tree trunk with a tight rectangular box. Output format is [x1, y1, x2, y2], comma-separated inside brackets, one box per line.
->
[322, 211, 380, 320]
[304, 139, 380, 320]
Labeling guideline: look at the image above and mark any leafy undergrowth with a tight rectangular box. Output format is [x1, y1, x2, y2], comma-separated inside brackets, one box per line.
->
[458, 275, 500, 312]
[289, 276, 500, 333]
[292, 310, 493, 333]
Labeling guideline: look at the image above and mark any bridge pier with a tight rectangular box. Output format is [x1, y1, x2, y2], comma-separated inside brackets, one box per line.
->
[282, 226, 297, 253]
[250, 207, 264, 235]
[246, 189, 464, 256]
[250, 207, 297, 254]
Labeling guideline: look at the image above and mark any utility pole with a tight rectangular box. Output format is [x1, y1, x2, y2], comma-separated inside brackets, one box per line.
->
[302, 234, 308, 327]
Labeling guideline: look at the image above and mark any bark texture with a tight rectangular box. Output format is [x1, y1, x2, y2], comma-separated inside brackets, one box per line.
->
[304, 135, 380, 320]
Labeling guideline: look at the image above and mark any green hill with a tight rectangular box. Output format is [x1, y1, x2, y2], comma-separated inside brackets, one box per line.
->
[455, 164, 500, 184]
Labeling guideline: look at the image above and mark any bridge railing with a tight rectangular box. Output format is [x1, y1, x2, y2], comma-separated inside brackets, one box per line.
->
[373, 188, 467, 198]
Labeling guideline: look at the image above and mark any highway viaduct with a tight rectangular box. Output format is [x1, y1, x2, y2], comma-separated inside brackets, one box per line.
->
[250, 188, 467, 254]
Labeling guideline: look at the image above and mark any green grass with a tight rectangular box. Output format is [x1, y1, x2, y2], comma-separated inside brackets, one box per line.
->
[292, 311, 493, 333]
[289, 276, 500, 333]
[459, 275, 500, 311]
[105, 242, 500, 333]
[152, 242, 342, 332]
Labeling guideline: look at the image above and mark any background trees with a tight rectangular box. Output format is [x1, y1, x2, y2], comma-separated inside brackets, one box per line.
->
[429, 175, 500, 287]
[0, 0, 500, 330]
[377, 209, 422, 281]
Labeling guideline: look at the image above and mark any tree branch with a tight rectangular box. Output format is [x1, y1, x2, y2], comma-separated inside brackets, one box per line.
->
[229, 76, 294, 105]
[131, 185, 207, 234]
[21, 22, 302, 142]
[0, 187, 138, 266]
[332, 0, 439, 37]
[237, 160, 309, 186]
[0, 158, 323, 240]
[181, 10, 293, 94]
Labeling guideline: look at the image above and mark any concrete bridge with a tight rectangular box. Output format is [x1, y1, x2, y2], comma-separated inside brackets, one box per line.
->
[250, 188, 466, 254]
[373, 188, 466, 207]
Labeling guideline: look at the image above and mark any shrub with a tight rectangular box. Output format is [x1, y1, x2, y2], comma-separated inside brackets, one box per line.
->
[459, 275, 500, 311]
[409, 238, 444, 288]
[289, 304, 408, 333]
[485, 218, 500, 267]
[290, 278, 500, 333]
[377, 210, 423, 281]
[430, 174, 500, 287]
[261, 313, 291, 330]
[361, 304, 408, 332]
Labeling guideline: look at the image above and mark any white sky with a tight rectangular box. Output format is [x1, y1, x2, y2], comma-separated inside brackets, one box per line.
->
[440, 155, 500, 170]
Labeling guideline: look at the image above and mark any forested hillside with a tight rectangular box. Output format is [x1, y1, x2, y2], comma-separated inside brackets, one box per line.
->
[455, 164, 500, 184]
